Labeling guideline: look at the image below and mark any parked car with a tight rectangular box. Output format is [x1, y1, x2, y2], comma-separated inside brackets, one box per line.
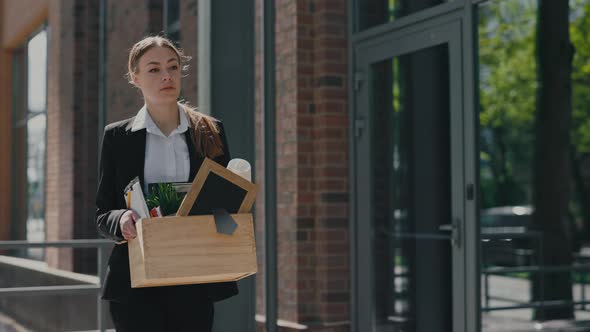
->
[480, 205, 537, 267]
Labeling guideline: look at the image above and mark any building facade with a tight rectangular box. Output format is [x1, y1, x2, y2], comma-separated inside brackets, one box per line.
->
[3, 0, 590, 332]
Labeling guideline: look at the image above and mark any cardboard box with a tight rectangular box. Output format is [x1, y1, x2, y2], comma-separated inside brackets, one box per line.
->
[128, 213, 257, 288]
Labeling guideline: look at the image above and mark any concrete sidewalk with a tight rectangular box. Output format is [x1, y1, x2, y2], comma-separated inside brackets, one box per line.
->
[484, 316, 590, 332]
[0, 312, 28, 332]
[483, 274, 590, 331]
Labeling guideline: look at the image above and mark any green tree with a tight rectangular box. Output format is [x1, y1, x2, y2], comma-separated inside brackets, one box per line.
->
[478, 0, 537, 208]
[478, 0, 590, 320]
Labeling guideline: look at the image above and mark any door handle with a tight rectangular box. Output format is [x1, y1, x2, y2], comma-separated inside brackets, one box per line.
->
[438, 218, 462, 248]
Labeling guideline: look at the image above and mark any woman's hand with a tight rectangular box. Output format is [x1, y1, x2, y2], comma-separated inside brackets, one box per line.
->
[120, 210, 140, 240]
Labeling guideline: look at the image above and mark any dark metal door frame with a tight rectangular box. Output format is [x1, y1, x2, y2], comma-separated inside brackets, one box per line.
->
[351, 19, 467, 332]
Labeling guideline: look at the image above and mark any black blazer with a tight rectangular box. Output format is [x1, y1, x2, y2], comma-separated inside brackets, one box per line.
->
[95, 116, 238, 303]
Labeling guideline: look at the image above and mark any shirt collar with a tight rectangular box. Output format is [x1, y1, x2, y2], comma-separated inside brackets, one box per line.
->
[131, 104, 190, 137]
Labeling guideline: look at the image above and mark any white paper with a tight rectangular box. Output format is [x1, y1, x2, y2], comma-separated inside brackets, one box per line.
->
[124, 179, 151, 219]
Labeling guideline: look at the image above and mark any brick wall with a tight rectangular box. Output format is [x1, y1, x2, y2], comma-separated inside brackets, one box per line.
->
[22, 0, 163, 271]
[105, 0, 162, 124]
[71, 0, 101, 273]
[104, 0, 196, 122]
[179, 0, 199, 106]
[147, 0, 163, 33]
[46, 0, 76, 270]
[45, 0, 109, 273]
[309, 0, 349, 328]
[256, 0, 350, 330]
[4, 0, 352, 328]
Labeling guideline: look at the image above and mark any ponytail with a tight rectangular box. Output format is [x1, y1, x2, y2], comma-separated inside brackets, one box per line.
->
[179, 102, 224, 159]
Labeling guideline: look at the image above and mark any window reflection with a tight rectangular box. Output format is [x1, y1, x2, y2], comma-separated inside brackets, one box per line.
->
[357, 0, 450, 32]
[372, 44, 452, 332]
[479, 0, 590, 329]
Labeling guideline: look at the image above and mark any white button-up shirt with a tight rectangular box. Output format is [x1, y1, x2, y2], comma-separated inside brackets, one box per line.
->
[131, 104, 191, 192]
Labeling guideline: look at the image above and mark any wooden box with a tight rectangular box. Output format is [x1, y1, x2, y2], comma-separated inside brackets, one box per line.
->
[176, 158, 257, 217]
[128, 213, 256, 288]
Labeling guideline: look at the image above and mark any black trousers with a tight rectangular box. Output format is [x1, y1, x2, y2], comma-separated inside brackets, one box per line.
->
[109, 286, 214, 332]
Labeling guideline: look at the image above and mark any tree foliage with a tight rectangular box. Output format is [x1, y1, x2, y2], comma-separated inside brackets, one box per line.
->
[478, 0, 538, 208]
[479, 0, 590, 320]
[479, 0, 590, 224]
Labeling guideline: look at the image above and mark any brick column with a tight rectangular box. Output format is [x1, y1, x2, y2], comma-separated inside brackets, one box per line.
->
[258, 0, 351, 330]
[147, 0, 164, 33]
[46, 0, 76, 270]
[46, 0, 108, 273]
[71, 1, 101, 273]
[292, 0, 351, 330]
[180, 0, 199, 105]
[294, 0, 319, 325]
[45, 0, 163, 272]
[105, 0, 159, 124]
[310, 0, 350, 329]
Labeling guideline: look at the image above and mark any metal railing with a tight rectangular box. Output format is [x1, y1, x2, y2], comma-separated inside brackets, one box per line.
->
[481, 231, 590, 313]
[482, 263, 590, 311]
[0, 239, 114, 332]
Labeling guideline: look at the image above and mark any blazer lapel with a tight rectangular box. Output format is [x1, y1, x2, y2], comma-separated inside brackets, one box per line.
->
[185, 129, 204, 182]
[125, 121, 147, 189]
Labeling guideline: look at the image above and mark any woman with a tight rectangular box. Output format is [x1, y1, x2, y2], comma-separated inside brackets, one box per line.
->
[95, 36, 237, 331]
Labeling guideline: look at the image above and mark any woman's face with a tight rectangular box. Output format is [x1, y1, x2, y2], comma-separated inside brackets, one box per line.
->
[132, 46, 181, 105]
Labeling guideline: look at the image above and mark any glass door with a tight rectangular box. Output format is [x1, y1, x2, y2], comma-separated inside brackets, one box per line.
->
[353, 21, 466, 332]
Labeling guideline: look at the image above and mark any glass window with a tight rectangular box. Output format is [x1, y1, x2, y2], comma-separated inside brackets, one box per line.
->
[11, 28, 48, 260]
[369, 44, 453, 331]
[478, 0, 590, 329]
[357, 0, 452, 32]
[28, 31, 47, 113]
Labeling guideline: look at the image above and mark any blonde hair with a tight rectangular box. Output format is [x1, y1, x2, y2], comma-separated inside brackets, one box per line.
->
[127, 36, 224, 159]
